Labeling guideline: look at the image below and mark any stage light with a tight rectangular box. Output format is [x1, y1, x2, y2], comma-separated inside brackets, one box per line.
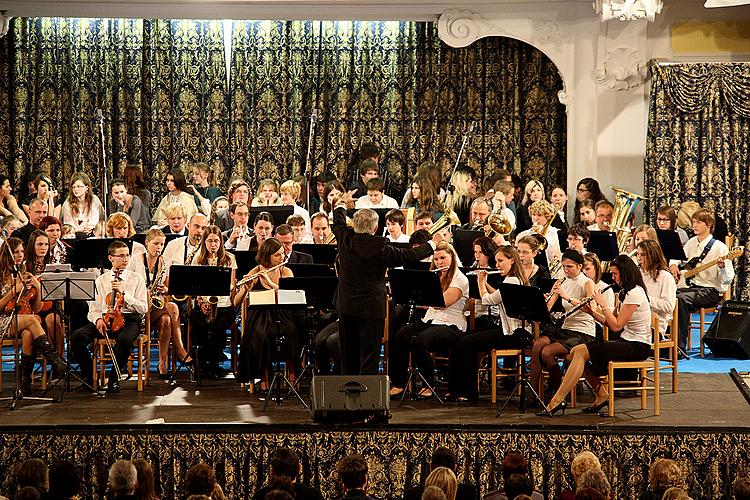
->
[0, 11, 10, 38]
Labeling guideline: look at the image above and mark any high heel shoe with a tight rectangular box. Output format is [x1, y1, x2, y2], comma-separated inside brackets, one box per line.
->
[581, 400, 609, 414]
[158, 367, 171, 381]
[537, 400, 567, 417]
[178, 354, 194, 366]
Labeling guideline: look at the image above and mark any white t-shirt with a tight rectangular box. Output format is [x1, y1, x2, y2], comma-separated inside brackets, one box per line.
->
[355, 194, 400, 209]
[560, 272, 596, 337]
[597, 280, 615, 311]
[619, 286, 653, 344]
[482, 276, 521, 334]
[423, 269, 470, 332]
[387, 233, 409, 243]
[641, 268, 676, 334]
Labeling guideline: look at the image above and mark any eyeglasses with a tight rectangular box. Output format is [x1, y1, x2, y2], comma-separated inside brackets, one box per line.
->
[576, 188, 590, 193]
[111, 253, 129, 259]
[656, 217, 671, 222]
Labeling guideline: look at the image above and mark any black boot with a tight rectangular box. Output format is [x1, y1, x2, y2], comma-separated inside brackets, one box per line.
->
[20, 353, 34, 395]
[32, 335, 68, 376]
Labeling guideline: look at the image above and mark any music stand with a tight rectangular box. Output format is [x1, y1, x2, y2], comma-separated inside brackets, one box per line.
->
[245, 290, 309, 410]
[587, 231, 619, 263]
[168, 265, 232, 385]
[40, 271, 97, 400]
[248, 206, 294, 227]
[293, 244, 337, 266]
[495, 283, 553, 416]
[403, 261, 431, 271]
[452, 229, 484, 267]
[230, 250, 258, 281]
[656, 229, 687, 262]
[462, 270, 504, 300]
[131, 233, 181, 246]
[71, 238, 134, 271]
[286, 263, 336, 278]
[280, 276, 338, 390]
[388, 268, 446, 404]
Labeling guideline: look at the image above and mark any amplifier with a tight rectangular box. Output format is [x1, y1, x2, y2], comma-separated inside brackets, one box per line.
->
[704, 301, 750, 359]
[311, 375, 391, 424]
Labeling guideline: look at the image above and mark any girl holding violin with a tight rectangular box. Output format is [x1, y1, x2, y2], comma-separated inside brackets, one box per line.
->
[69, 240, 148, 393]
[0, 237, 67, 395]
[188, 225, 237, 379]
[127, 228, 191, 380]
[234, 237, 295, 390]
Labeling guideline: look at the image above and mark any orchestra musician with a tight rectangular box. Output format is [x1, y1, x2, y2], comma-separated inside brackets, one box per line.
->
[515, 200, 562, 268]
[106, 213, 146, 259]
[222, 202, 252, 250]
[234, 238, 295, 389]
[566, 224, 589, 255]
[311, 212, 333, 244]
[672, 209, 734, 353]
[636, 240, 676, 337]
[188, 225, 237, 379]
[70, 240, 148, 393]
[587, 200, 614, 232]
[529, 249, 596, 400]
[332, 190, 442, 376]
[540, 255, 653, 416]
[246, 211, 274, 253]
[447, 245, 529, 402]
[515, 180, 545, 233]
[0, 237, 68, 395]
[655, 205, 689, 245]
[414, 210, 434, 232]
[389, 241, 467, 398]
[573, 178, 606, 225]
[274, 224, 312, 264]
[159, 203, 188, 236]
[515, 235, 551, 287]
[12, 198, 48, 244]
[127, 228, 192, 380]
[162, 214, 209, 267]
[286, 214, 311, 244]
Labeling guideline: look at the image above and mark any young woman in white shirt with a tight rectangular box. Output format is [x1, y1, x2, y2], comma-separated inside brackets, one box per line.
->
[447, 245, 529, 402]
[516, 235, 551, 288]
[153, 169, 199, 226]
[636, 239, 676, 338]
[539, 255, 652, 416]
[389, 242, 469, 398]
[61, 173, 104, 235]
[515, 200, 562, 269]
[529, 249, 596, 399]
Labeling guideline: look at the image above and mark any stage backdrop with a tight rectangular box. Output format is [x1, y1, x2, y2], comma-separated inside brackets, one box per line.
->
[0, 18, 566, 200]
[645, 62, 750, 300]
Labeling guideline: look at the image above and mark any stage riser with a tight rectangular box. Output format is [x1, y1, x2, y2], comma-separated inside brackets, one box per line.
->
[0, 429, 748, 500]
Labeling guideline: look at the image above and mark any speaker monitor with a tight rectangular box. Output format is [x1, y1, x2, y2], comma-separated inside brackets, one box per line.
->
[704, 301, 750, 359]
[311, 375, 391, 424]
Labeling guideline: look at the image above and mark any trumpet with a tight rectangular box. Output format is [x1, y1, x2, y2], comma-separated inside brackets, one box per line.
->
[531, 215, 555, 251]
[236, 260, 288, 288]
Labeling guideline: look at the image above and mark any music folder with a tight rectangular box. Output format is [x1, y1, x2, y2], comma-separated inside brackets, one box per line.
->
[246, 289, 306, 306]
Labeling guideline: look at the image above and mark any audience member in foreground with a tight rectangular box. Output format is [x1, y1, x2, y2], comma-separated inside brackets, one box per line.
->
[108, 460, 137, 499]
[403, 447, 475, 500]
[184, 463, 226, 500]
[252, 448, 324, 500]
[334, 454, 376, 500]
[640, 458, 686, 500]
[483, 452, 542, 500]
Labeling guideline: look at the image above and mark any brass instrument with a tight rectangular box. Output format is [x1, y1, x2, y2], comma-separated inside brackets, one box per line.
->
[548, 257, 562, 278]
[610, 186, 645, 253]
[532, 214, 556, 251]
[149, 255, 167, 310]
[321, 231, 336, 244]
[206, 296, 219, 323]
[428, 208, 461, 236]
[487, 208, 513, 237]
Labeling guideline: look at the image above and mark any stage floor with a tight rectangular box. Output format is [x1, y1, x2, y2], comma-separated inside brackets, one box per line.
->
[0, 371, 747, 430]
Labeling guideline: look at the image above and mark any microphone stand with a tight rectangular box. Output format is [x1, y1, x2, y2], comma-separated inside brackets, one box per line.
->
[445, 121, 476, 209]
[303, 109, 319, 211]
[97, 109, 109, 220]
[0, 246, 53, 409]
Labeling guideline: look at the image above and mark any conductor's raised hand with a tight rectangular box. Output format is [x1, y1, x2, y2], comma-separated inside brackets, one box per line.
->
[335, 189, 358, 207]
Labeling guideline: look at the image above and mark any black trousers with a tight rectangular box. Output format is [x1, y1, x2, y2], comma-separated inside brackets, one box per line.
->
[314, 320, 340, 375]
[677, 286, 721, 351]
[389, 320, 461, 387]
[70, 314, 142, 384]
[189, 306, 233, 370]
[338, 313, 384, 375]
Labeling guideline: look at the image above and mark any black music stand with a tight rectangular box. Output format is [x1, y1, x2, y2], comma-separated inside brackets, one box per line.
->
[230, 250, 258, 280]
[286, 263, 336, 278]
[131, 233, 181, 246]
[71, 238, 134, 271]
[279, 276, 338, 390]
[495, 283, 553, 416]
[39, 271, 97, 400]
[168, 265, 232, 385]
[656, 229, 687, 261]
[245, 290, 309, 410]
[587, 231, 619, 263]
[389, 268, 446, 404]
[453, 229, 484, 267]
[293, 244, 337, 266]
[248, 206, 294, 227]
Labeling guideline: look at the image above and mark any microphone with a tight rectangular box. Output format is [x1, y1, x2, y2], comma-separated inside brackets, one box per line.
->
[468, 121, 476, 133]
[310, 109, 320, 122]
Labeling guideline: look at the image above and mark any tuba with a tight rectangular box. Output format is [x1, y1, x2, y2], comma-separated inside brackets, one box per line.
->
[428, 208, 461, 236]
[610, 186, 644, 253]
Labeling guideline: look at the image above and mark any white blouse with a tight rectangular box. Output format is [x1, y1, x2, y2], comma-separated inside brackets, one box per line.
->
[481, 276, 521, 334]
[423, 269, 470, 332]
[61, 195, 104, 233]
[619, 286, 653, 345]
[560, 272, 596, 337]
[641, 268, 676, 335]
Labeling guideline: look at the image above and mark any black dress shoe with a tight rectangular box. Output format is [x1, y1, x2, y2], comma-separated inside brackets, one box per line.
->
[581, 400, 609, 414]
[107, 379, 121, 393]
[537, 400, 567, 417]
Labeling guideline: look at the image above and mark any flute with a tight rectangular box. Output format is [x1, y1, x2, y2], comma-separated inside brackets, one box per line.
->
[431, 265, 450, 273]
[466, 269, 502, 276]
[236, 259, 288, 288]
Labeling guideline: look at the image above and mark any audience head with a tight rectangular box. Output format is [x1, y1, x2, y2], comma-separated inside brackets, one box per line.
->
[15, 459, 48, 493]
[1, 214, 22, 235]
[357, 142, 380, 164]
[425, 467, 457, 500]
[124, 165, 148, 193]
[315, 172, 337, 198]
[132, 458, 158, 500]
[337, 454, 368, 491]
[430, 447, 458, 471]
[269, 448, 301, 481]
[648, 458, 685, 495]
[358, 159, 379, 182]
[576, 468, 610, 498]
[571, 451, 601, 484]
[280, 180, 301, 206]
[185, 463, 217, 497]
[421, 485, 447, 500]
[108, 460, 137, 496]
[503, 473, 533, 500]
[48, 460, 81, 499]
[733, 474, 750, 500]
[192, 162, 213, 186]
[661, 487, 691, 500]
[256, 179, 279, 204]
[165, 168, 189, 193]
[28, 198, 49, 227]
[450, 169, 477, 198]
[265, 489, 295, 500]
[501, 451, 531, 484]
[14, 486, 41, 500]
[573, 487, 607, 500]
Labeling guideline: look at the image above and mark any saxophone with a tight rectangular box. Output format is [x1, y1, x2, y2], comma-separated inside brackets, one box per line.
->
[149, 255, 166, 310]
[205, 255, 219, 323]
[172, 241, 199, 302]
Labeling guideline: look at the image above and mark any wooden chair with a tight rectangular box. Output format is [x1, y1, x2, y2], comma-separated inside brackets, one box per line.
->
[689, 234, 733, 357]
[656, 303, 679, 394]
[603, 315, 662, 417]
[92, 311, 151, 392]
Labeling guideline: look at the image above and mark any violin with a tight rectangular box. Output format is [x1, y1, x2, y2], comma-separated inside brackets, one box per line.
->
[4, 265, 38, 316]
[103, 270, 125, 332]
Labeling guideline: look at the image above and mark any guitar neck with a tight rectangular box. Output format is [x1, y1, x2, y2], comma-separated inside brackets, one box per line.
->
[683, 248, 743, 279]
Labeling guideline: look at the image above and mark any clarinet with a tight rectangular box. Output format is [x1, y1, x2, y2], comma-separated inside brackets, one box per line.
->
[555, 283, 616, 326]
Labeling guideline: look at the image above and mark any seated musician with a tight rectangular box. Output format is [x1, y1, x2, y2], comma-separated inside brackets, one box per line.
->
[127, 228, 191, 380]
[515, 235, 551, 287]
[566, 224, 589, 255]
[222, 201, 252, 251]
[586, 200, 614, 232]
[246, 211, 274, 253]
[549, 185, 570, 230]
[515, 200, 562, 268]
[275, 224, 312, 264]
[489, 180, 517, 231]
[529, 249, 596, 401]
[106, 213, 146, 258]
[310, 212, 333, 244]
[540, 255, 652, 416]
[384, 209, 409, 243]
[389, 242, 469, 398]
[159, 203, 188, 236]
[0, 237, 67, 394]
[39, 216, 71, 265]
[70, 240, 148, 393]
[234, 238, 295, 390]
[163, 214, 209, 266]
[447, 245, 528, 402]
[655, 205, 689, 245]
[287, 214, 312, 244]
[414, 210, 434, 232]
[671, 209, 734, 353]
[636, 240, 676, 339]
[188, 225, 237, 379]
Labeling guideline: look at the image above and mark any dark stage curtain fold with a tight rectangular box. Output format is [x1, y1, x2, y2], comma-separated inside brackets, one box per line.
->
[646, 62, 750, 299]
[0, 19, 566, 200]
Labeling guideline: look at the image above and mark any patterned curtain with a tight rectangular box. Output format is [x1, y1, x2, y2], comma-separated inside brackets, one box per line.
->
[229, 21, 567, 194]
[645, 62, 750, 299]
[0, 19, 566, 200]
[0, 18, 227, 197]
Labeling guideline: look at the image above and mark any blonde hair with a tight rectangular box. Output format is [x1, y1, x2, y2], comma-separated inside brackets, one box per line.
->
[165, 203, 187, 219]
[280, 180, 301, 199]
[425, 467, 457, 500]
[648, 458, 685, 491]
[528, 199, 555, 220]
[449, 170, 473, 198]
[106, 213, 135, 237]
[676, 201, 701, 230]
[522, 180, 545, 205]
[570, 451, 601, 482]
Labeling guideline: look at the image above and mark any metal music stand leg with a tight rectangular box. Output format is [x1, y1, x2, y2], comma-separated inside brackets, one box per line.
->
[263, 318, 308, 411]
[398, 303, 444, 406]
[43, 303, 94, 401]
[497, 345, 549, 416]
[292, 308, 319, 393]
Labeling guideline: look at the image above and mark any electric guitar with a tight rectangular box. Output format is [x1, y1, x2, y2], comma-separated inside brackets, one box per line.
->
[677, 246, 744, 288]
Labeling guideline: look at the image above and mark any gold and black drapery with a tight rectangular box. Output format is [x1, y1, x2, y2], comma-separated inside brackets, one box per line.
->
[229, 21, 567, 192]
[0, 19, 566, 198]
[645, 62, 750, 299]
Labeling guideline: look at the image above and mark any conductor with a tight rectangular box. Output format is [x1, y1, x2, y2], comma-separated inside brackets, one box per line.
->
[332, 190, 444, 375]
